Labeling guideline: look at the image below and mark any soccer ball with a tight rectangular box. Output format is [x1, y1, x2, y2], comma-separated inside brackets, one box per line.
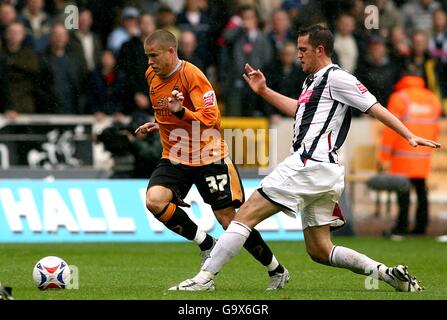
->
[32, 256, 71, 290]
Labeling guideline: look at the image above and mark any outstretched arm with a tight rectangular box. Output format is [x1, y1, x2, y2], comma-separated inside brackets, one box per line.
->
[243, 63, 298, 117]
[367, 103, 441, 148]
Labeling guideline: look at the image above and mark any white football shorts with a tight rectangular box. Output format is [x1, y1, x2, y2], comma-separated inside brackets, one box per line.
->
[259, 151, 345, 230]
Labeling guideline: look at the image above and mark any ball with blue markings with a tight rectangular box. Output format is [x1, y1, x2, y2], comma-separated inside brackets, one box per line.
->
[32, 256, 71, 290]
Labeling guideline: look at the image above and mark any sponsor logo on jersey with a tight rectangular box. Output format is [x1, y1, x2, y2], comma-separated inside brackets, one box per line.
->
[298, 90, 313, 104]
[154, 97, 171, 116]
[203, 91, 216, 108]
[356, 82, 368, 94]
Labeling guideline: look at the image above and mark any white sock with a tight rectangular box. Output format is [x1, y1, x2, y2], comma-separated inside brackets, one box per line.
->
[329, 246, 383, 276]
[266, 256, 279, 272]
[193, 228, 207, 245]
[201, 221, 251, 276]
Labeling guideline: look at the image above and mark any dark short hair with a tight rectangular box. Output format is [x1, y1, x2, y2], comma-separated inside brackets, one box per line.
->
[298, 25, 334, 56]
[144, 29, 177, 50]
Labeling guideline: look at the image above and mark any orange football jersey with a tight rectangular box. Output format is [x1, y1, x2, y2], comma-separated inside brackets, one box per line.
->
[145, 61, 228, 165]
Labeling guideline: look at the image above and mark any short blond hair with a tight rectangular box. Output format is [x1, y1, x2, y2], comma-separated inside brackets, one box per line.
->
[144, 29, 177, 50]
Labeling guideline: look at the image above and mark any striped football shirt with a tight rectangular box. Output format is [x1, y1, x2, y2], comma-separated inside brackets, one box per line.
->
[292, 63, 378, 163]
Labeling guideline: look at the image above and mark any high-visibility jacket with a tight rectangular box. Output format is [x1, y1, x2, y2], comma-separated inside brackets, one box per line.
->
[379, 76, 441, 178]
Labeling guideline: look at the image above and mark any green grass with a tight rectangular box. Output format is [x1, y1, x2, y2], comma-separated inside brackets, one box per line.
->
[1, 237, 446, 300]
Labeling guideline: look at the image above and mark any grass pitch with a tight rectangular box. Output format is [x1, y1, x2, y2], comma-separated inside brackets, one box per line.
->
[0, 237, 446, 300]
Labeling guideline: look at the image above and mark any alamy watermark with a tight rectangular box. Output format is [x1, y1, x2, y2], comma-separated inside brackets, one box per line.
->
[167, 121, 278, 175]
[66, 264, 79, 289]
[364, 266, 379, 290]
[64, 5, 79, 30]
[364, 5, 379, 30]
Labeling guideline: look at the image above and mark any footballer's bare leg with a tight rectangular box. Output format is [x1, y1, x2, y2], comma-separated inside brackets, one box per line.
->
[233, 190, 279, 228]
[304, 224, 423, 291]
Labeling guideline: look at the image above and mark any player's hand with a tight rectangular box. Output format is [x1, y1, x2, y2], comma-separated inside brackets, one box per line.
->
[134, 122, 159, 134]
[408, 136, 441, 148]
[167, 90, 184, 113]
[243, 63, 267, 94]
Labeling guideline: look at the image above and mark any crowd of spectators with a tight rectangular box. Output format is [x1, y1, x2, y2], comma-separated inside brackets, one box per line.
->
[0, 0, 447, 121]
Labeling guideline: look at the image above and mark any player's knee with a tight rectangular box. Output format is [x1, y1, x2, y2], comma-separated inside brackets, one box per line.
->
[306, 246, 330, 265]
[146, 200, 167, 216]
[146, 194, 170, 215]
[216, 216, 232, 229]
[146, 186, 173, 215]
[213, 207, 236, 230]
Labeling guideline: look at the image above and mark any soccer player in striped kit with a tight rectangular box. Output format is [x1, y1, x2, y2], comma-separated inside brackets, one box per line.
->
[171, 25, 440, 292]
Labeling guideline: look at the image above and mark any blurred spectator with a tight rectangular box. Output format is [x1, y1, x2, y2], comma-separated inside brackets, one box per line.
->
[391, 0, 407, 6]
[50, 0, 77, 24]
[41, 23, 87, 114]
[136, 0, 162, 15]
[373, 0, 403, 39]
[96, 120, 135, 178]
[19, 0, 51, 53]
[86, 50, 126, 118]
[349, 0, 367, 30]
[0, 3, 17, 44]
[156, 4, 181, 39]
[127, 114, 162, 179]
[388, 25, 412, 65]
[176, 0, 213, 68]
[160, 0, 186, 14]
[107, 6, 140, 56]
[207, 0, 237, 54]
[238, 0, 282, 26]
[333, 13, 359, 73]
[401, 31, 432, 78]
[266, 9, 295, 62]
[97, 116, 162, 179]
[0, 49, 12, 116]
[263, 41, 306, 119]
[255, 0, 283, 26]
[82, 0, 121, 47]
[355, 34, 400, 114]
[178, 29, 204, 70]
[215, 5, 242, 83]
[69, 8, 103, 73]
[3, 21, 40, 116]
[310, 0, 357, 30]
[379, 75, 441, 236]
[118, 13, 156, 115]
[401, 0, 441, 36]
[428, 8, 447, 114]
[429, 8, 447, 60]
[281, 0, 304, 30]
[221, 5, 273, 116]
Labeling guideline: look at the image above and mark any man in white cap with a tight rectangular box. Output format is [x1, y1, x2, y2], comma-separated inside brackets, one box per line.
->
[107, 6, 140, 56]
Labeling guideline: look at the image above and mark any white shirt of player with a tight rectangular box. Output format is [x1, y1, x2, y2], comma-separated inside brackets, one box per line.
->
[291, 63, 377, 164]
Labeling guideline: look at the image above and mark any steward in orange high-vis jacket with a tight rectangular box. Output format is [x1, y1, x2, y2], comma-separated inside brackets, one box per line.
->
[379, 75, 441, 235]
